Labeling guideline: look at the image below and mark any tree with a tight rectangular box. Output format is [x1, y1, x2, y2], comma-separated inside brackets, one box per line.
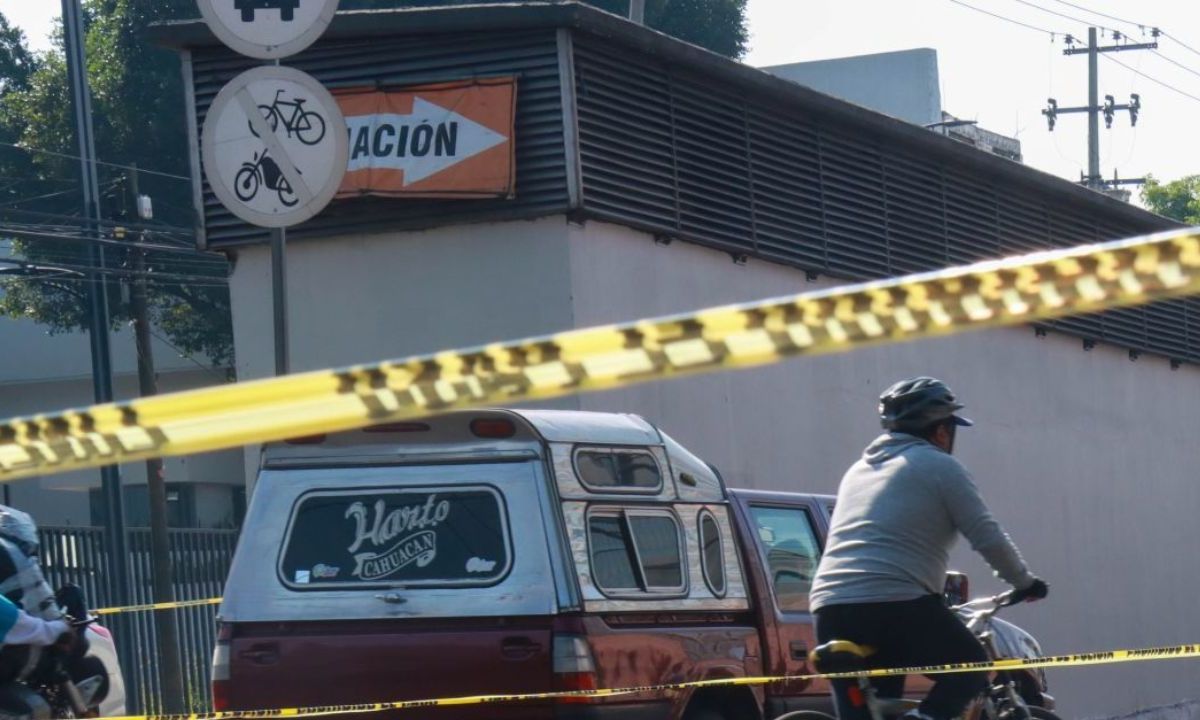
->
[340, 0, 750, 57]
[0, 1, 233, 368]
[1142, 175, 1200, 226]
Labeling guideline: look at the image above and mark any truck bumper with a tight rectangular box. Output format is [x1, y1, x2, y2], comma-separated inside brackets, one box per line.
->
[555, 702, 665, 720]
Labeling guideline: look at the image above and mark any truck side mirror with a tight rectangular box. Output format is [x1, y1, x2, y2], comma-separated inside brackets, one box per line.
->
[943, 571, 969, 606]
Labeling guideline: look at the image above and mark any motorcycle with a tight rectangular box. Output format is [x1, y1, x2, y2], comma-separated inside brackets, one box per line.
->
[0, 585, 110, 720]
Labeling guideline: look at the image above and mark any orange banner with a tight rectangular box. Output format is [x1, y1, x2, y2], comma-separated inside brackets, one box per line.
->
[336, 77, 516, 199]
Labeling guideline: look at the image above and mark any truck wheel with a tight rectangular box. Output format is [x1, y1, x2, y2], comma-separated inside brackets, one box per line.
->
[773, 713, 836, 720]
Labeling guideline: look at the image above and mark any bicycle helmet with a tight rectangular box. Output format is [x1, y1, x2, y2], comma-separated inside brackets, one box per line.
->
[878, 376, 973, 432]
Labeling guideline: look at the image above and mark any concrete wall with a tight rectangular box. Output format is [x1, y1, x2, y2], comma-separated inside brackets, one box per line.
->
[225, 215, 1200, 716]
[567, 220, 1200, 718]
[226, 216, 580, 486]
[763, 49, 942, 127]
[0, 308, 242, 526]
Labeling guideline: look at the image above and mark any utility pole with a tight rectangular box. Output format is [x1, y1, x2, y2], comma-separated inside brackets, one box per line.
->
[61, 0, 132, 605]
[1041, 27, 1157, 191]
[61, 0, 136, 703]
[126, 167, 186, 713]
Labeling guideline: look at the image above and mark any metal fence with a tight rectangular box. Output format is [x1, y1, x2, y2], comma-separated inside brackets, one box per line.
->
[37, 526, 238, 715]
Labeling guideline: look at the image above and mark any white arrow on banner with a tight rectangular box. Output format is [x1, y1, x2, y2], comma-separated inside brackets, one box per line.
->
[344, 97, 508, 186]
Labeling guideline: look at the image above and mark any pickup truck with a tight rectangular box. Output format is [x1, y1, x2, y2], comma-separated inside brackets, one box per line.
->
[213, 409, 1047, 720]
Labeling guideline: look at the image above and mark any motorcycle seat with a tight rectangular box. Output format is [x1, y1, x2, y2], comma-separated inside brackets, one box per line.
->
[809, 640, 877, 674]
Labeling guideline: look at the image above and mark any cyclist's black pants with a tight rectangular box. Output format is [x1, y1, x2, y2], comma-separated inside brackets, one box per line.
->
[815, 594, 988, 720]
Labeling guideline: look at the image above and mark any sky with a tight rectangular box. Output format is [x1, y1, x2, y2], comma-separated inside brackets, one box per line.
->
[3, 0, 1198, 190]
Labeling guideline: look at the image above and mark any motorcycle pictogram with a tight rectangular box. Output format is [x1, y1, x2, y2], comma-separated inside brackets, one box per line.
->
[235, 149, 299, 207]
[249, 89, 327, 145]
[234, 0, 300, 23]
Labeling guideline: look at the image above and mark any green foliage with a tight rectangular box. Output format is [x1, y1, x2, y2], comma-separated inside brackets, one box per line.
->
[1141, 175, 1200, 226]
[340, 0, 749, 57]
[0, 2, 233, 368]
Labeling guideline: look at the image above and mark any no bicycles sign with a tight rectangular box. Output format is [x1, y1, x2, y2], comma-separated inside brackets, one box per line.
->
[197, 0, 340, 60]
[201, 66, 348, 228]
[198, 0, 348, 228]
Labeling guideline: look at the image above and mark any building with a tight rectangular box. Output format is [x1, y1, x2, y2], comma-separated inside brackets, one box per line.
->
[157, 4, 1195, 716]
[764, 48, 1023, 162]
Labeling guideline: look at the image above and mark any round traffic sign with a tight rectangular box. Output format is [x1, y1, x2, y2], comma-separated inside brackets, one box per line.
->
[197, 0, 340, 60]
[201, 66, 348, 228]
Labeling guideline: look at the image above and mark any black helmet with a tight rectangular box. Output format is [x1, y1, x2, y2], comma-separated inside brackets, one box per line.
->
[878, 377, 974, 432]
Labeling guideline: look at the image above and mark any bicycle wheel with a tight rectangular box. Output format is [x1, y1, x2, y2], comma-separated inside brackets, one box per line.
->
[295, 110, 327, 145]
[234, 167, 259, 202]
[248, 106, 279, 137]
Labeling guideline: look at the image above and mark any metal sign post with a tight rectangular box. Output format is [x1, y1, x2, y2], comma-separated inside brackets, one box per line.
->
[197, 0, 345, 379]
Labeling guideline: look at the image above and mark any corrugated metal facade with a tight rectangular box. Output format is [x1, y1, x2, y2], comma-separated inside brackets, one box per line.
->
[184, 6, 1193, 363]
[569, 35, 1193, 363]
[191, 29, 569, 246]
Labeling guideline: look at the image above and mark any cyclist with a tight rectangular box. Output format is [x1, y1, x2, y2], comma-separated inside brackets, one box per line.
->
[809, 377, 1048, 720]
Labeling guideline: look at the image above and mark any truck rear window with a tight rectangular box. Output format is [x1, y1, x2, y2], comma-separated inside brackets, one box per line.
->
[279, 486, 511, 589]
[575, 448, 662, 492]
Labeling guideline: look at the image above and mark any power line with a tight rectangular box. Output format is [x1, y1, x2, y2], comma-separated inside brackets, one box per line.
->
[0, 207, 196, 240]
[0, 258, 228, 285]
[948, 0, 1064, 37]
[0, 142, 191, 182]
[1043, 0, 1147, 31]
[1152, 50, 1200, 81]
[0, 224, 225, 259]
[1163, 32, 1200, 62]
[1008, 0, 1114, 34]
[0, 180, 118, 210]
[1102, 53, 1200, 104]
[146, 327, 229, 379]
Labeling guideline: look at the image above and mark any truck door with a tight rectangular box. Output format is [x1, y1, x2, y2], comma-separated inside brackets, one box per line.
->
[734, 498, 831, 716]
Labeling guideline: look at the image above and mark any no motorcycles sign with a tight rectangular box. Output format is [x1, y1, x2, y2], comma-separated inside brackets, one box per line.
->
[201, 66, 349, 228]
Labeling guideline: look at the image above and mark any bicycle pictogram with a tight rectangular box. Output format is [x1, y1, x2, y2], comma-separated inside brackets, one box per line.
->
[249, 89, 327, 145]
[234, 0, 301, 23]
[235, 149, 299, 207]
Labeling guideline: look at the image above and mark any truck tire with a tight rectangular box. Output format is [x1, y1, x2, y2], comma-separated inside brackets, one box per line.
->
[772, 712, 835, 720]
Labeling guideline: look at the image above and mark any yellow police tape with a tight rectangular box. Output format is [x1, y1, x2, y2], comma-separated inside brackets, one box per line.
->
[93, 598, 222, 616]
[97, 643, 1200, 720]
[0, 227, 1198, 482]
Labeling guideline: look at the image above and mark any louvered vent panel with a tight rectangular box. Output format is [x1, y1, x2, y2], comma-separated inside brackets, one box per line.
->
[193, 29, 568, 247]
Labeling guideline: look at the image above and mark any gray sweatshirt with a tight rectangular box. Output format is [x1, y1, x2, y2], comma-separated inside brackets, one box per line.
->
[809, 433, 1034, 611]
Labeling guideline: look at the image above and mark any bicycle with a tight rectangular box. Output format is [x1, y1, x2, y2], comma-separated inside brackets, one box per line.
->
[249, 89, 326, 146]
[777, 591, 1062, 720]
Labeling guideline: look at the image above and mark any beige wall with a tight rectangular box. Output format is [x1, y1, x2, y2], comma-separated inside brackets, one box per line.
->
[0, 368, 244, 526]
[226, 215, 1200, 716]
[568, 220, 1200, 718]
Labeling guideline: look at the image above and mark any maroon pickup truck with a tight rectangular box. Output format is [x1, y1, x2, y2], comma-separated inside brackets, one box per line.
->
[213, 409, 1045, 720]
